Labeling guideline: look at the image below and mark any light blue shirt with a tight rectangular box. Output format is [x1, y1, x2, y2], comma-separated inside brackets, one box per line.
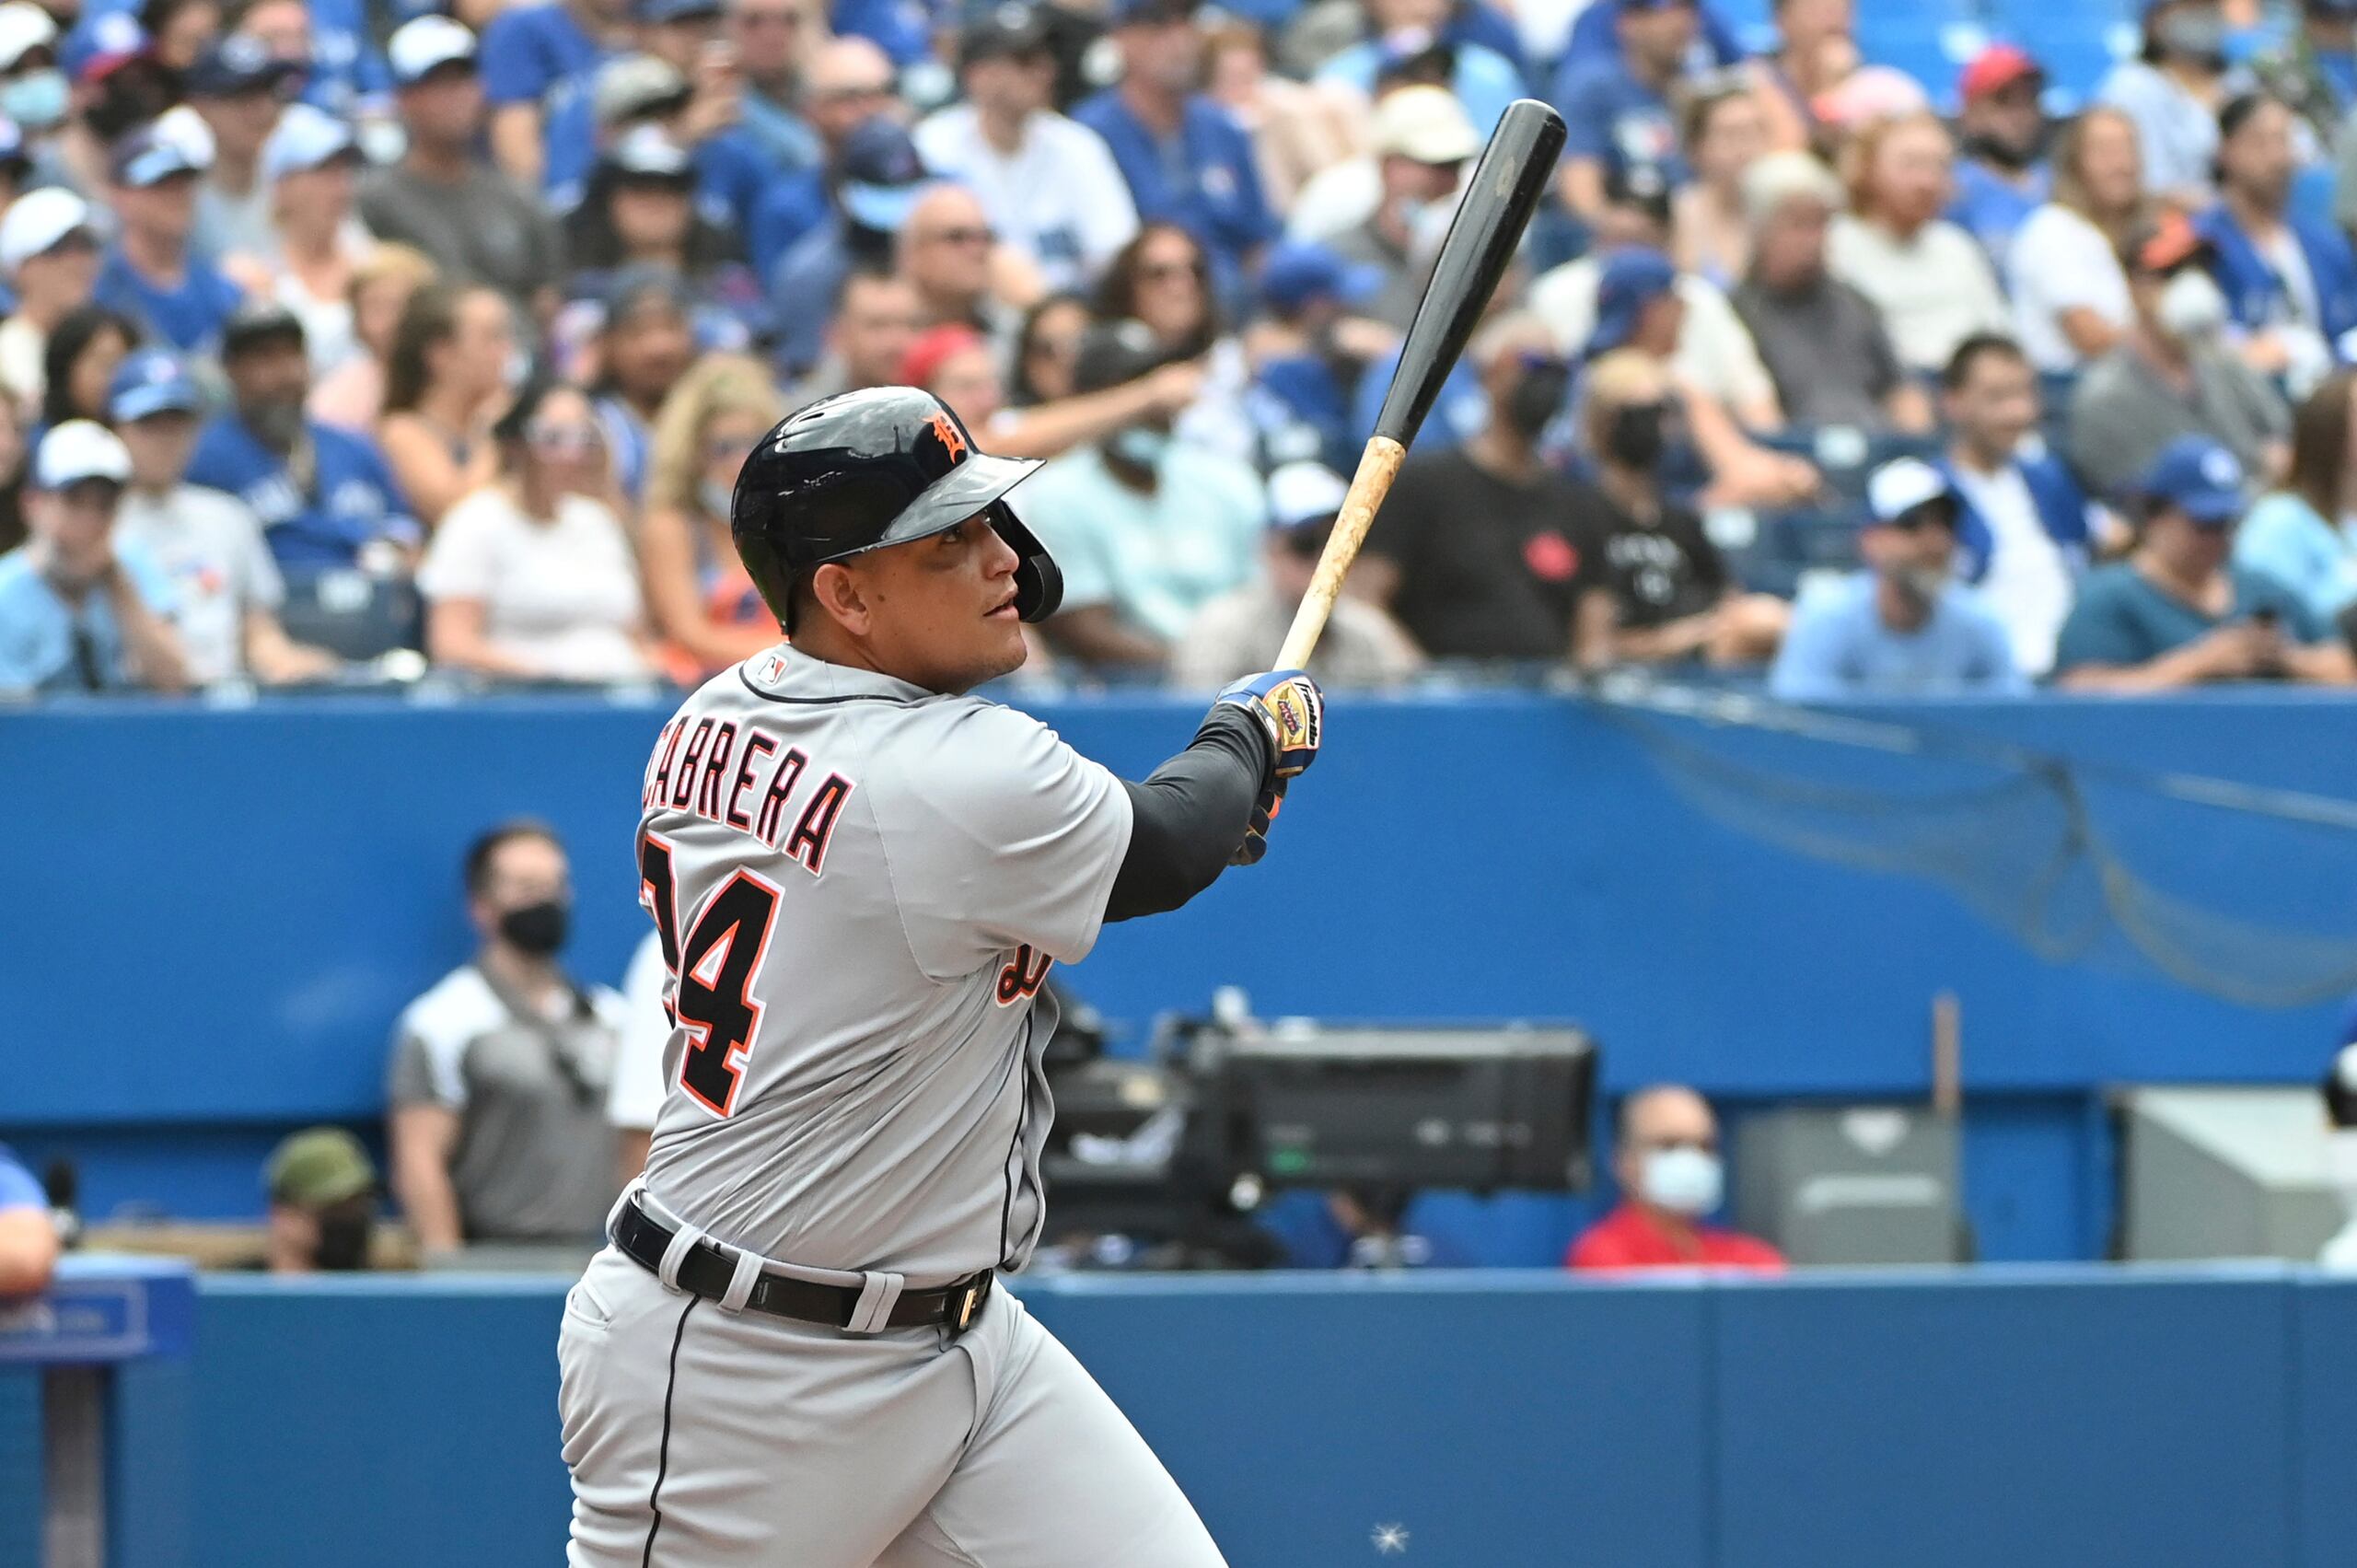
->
[1769, 573, 2026, 701]
[2096, 61, 2225, 200]
[1014, 444, 1267, 643]
[0, 543, 175, 693]
[2232, 491, 2357, 620]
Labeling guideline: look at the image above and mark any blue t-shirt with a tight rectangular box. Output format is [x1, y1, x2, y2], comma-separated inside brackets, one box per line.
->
[1769, 574, 2026, 701]
[0, 542, 176, 692]
[0, 1145, 41, 1212]
[1315, 41, 1524, 138]
[2051, 563, 2324, 673]
[829, 0, 937, 64]
[93, 247, 245, 355]
[298, 0, 393, 116]
[2230, 492, 2357, 621]
[1560, 0, 1739, 73]
[186, 417, 418, 574]
[1948, 159, 2049, 273]
[1072, 91, 1277, 307]
[1550, 57, 1689, 192]
[479, 2, 611, 196]
[1353, 344, 1485, 450]
[766, 213, 852, 377]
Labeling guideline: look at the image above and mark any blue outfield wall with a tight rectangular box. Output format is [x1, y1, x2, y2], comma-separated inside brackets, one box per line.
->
[46, 1268, 2357, 1568]
[4, 691, 2355, 1260]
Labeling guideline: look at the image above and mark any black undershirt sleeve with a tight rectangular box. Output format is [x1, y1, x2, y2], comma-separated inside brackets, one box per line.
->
[1103, 704, 1272, 923]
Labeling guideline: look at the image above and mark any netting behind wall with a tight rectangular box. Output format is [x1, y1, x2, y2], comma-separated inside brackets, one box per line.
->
[1585, 679, 2357, 1009]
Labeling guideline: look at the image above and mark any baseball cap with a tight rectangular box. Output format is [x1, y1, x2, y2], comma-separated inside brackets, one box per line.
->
[185, 31, 300, 98]
[1074, 317, 1179, 394]
[109, 122, 208, 187]
[63, 11, 146, 83]
[593, 54, 690, 127]
[0, 187, 93, 274]
[2137, 435, 2247, 524]
[604, 123, 693, 181]
[1372, 84, 1479, 165]
[261, 103, 358, 181]
[387, 15, 476, 87]
[1958, 42, 2043, 103]
[1259, 239, 1383, 316]
[960, 0, 1051, 66]
[900, 321, 986, 388]
[1267, 460, 1348, 534]
[34, 419, 131, 490]
[601, 263, 695, 323]
[1864, 457, 1960, 528]
[107, 347, 203, 422]
[837, 117, 933, 233]
[1585, 247, 1678, 357]
[221, 297, 307, 356]
[2122, 213, 2212, 275]
[636, 0, 722, 20]
[1107, 0, 1195, 25]
[265, 1127, 377, 1207]
[1813, 64, 1930, 130]
[0, 1, 56, 71]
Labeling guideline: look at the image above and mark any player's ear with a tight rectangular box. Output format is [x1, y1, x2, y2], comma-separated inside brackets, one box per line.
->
[808, 561, 871, 637]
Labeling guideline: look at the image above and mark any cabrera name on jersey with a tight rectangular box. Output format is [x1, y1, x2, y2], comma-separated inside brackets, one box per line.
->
[631, 646, 1135, 1280]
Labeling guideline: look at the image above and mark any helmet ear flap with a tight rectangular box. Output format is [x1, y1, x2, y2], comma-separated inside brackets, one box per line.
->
[989, 504, 1063, 622]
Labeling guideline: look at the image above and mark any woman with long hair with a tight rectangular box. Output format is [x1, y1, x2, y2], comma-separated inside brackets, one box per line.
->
[2235, 369, 2357, 620]
[1092, 222, 1251, 460]
[1673, 80, 1770, 289]
[418, 378, 654, 682]
[639, 354, 785, 683]
[2007, 108, 2148, 371]
[1009, 293, 1091, 409]
[560, 129, 753, 324]
[308, 242, 439, 432]
[377, 282, 517, 530]
[39, 305, 136, 430]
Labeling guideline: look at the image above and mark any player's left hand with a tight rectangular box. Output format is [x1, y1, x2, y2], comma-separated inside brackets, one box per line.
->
[1213, 669, 1323, 780]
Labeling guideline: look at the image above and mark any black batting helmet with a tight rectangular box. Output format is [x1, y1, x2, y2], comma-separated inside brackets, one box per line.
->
[731, 386, 1062, 628]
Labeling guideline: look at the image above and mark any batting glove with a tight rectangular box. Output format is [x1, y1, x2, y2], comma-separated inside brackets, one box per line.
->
[1212, 669, 1324, 781]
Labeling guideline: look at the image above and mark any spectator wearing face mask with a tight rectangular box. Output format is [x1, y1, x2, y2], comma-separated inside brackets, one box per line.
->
[2196, 93, 2357, 387]
[388, 820, 628, 1253]
[2099, 0, 2236, 212]
[1357, 312, 1596, 661]
[0, 3, 68, 171]
[2052, 434, 2348, 689]
[1019, 319, 1267, 670]
[1171, 460, 1422, 688]
[261, 1128, 380, 1272]
[1572, 346, 1789, 669]
[1566, 1085, 1783, 1273]
[1949, 45, 2052, 266]
[1769, 459, 2025, 700]
[2067, 216, 2290, 499]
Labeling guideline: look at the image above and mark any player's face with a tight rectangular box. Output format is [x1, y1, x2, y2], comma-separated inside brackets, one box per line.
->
[832, 514, 1028, 692]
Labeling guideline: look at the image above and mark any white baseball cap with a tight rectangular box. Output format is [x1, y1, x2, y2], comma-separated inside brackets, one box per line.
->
[0, 187, 92, 275]
[1373, 86, 1478, 166]
[261, 102, 358, 181]
[1864, 457, 1958, 527]
[0, 1, 57, 72]
[35, 420, 132, 491]
[388, 16, 476, 86]
[1267, 461, 1350, 533]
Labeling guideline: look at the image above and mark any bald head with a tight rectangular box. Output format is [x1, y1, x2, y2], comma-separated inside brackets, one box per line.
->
[809, 38, 898, 148]
[900, 185, 994, 313]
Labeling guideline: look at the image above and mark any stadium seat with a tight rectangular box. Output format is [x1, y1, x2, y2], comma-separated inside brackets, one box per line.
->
[276, 572, 423, 663]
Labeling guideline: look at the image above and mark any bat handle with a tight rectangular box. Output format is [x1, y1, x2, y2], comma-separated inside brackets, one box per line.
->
[1275, 436, 1406, 671]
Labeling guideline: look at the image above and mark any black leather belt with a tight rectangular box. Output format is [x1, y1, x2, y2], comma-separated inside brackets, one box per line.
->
[612, 1196, 994, 1332]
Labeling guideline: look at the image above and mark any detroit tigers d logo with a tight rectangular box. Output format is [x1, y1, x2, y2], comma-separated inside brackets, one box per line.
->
[928, 412, 967, 463]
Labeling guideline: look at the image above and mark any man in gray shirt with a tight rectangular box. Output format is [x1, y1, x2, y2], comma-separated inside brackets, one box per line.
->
[2067, 215, 2290, 502]
[358, 17, 563, 319]
[387, 819, 624, 1250]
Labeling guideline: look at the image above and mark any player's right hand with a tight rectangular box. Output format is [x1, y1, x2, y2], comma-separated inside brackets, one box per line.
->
[1233, 778, 1284, 866]
[1212, 669, 1324, 781]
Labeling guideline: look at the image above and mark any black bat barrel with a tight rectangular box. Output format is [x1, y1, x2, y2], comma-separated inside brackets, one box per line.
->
[1372, 98, 1568, 448]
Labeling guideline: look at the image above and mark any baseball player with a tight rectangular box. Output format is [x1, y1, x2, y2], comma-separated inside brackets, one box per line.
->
[559, 387, 1322, 1566]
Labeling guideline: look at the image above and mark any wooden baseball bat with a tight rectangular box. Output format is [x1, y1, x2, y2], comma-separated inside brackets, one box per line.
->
[1274, 98, 1567, 671]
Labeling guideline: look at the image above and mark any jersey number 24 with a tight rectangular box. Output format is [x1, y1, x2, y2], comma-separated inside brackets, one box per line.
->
[639, 831, 781, 1118]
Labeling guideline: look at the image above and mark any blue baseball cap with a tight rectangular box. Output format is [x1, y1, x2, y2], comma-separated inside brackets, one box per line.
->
[837, 117, 934, 233]
[1107, 0, 1195, 25]
[636, 0, 722, 22]
[185, 31, 300, 98]
[1585, 247, 1678, 358]
[2137, 435, 2247, 524]
[1259, 240, 1383, 316]
[108, 348, 203, 423]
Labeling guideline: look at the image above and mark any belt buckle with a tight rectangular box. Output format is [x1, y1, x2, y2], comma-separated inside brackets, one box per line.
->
[955, 1280, 982, 1331]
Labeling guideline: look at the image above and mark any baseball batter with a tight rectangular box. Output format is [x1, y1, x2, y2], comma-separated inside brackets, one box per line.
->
[559, 387, 1323, 1567]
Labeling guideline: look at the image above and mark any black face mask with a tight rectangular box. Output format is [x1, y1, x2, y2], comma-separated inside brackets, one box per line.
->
[1604, 402, 1668, 470]
[499, 899, 571, 957]
[1504, 364, 1571, 439]
[1964, 127, 2044, 173]
[314, 1209, 374, 1272]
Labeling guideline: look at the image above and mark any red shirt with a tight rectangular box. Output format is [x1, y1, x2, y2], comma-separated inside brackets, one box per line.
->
[1564, 1202, 1787, 1274]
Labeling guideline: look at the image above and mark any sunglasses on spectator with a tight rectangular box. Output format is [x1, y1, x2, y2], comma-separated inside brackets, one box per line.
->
[528, 421, 604, 454]
[1139, 257, 1205, 284]
[923, 225, 996, 248]
[814, 82, 893, 104]
[1515, 350, 1571, 375]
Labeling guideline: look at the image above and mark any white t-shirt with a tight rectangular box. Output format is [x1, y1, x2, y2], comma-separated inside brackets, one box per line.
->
[1528, 261, 1779, 415]
[911, 106, 1140, 292]
[1949, 457, 2075, 678]
[417, 487, 651, 681]
[1829, 215, 2011, 374]
[0, 314, 44, 407]
[111, 483, 285, 686]
[2007, 204, 2134, 373]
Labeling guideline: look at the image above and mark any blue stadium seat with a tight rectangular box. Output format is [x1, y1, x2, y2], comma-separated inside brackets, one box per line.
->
[276, 572, 422, 663]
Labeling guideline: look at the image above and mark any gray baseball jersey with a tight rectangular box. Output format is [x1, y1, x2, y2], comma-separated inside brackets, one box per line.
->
[633, 643, 1134, 1281]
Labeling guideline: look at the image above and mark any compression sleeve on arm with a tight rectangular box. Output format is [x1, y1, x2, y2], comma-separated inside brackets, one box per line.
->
[1104, 704, 1272, 923]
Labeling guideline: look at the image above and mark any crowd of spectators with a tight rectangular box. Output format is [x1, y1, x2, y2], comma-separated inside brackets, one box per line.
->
[6, 0, 2357, 701]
